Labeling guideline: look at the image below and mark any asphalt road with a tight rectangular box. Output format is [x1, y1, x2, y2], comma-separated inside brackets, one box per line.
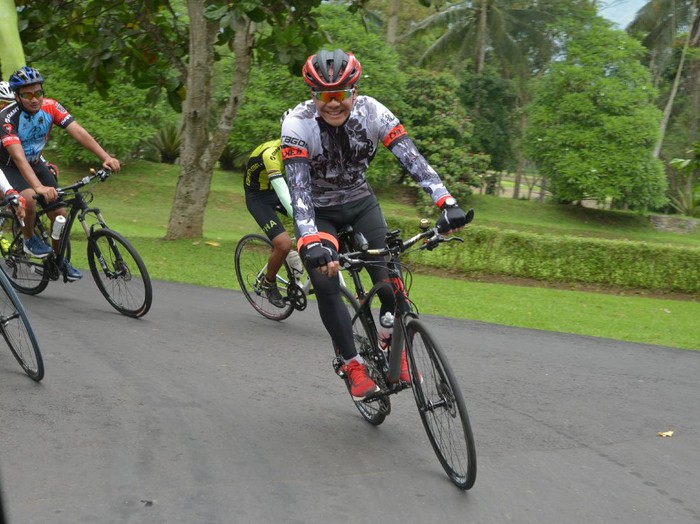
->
[0, 279, 698, 524]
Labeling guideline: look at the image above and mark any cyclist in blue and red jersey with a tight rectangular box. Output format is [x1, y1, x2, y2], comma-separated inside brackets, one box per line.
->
[0, 66, 120, 280]
[281, 49, 470, 400]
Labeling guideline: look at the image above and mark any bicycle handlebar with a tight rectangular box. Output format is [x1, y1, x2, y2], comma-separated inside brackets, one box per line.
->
[56, 167, 113, 197]
[339, 218, 466, 269]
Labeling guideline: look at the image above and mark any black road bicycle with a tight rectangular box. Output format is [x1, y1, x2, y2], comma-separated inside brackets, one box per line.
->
[0, 168, 152, 318]
[0, 197, 43, 381]
[334, 214, 477, 490]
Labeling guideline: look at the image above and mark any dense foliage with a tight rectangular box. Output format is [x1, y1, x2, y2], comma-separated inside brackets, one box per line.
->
[526, 18, 667, 210]
[459, 69, 517, 172]
[35, 59, 176, 165]
[400, 68, 486, 212]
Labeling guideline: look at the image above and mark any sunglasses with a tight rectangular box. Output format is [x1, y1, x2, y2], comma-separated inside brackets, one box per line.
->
[18, 89, 44, 101]
[312, 88, 354, 103]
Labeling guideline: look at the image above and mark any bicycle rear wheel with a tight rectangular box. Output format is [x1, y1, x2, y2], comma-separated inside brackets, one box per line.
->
[234, 234, 294, 321]
[87, 228, 152, 318]
[338, 287, 390, 425]
[0, 211, 49, 295]
[406, 318, 476, 490]
[0, 271, 43, 381]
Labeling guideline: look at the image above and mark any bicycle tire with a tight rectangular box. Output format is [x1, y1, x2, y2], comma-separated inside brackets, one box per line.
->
[339, 287, 390, 425]
[234, 234, 294, 321]
[406, 318, 476, 490]
[0, 270, 44, 381]
[0, 211, 50, 295]
[87, 228, 152, 318]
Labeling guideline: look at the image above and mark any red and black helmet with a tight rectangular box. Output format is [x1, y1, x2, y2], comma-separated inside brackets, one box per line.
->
[302, 49, 362, 90]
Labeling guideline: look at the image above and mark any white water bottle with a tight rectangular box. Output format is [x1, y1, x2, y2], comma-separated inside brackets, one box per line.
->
[51, 215, 66, 240]
[378, 311, 394, 350]
[286, 250, 304, 277]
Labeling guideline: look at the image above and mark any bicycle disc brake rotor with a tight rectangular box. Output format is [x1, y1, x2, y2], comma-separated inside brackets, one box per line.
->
[287, 282, 307, 311]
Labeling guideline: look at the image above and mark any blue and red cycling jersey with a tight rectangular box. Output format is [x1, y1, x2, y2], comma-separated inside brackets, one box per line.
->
[0, 98, 74, 166]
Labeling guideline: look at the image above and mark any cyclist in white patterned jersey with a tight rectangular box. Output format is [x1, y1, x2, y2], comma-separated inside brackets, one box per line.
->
[281, 49, 470, 400]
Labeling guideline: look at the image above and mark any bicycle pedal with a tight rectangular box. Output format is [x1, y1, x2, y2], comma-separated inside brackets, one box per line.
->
[332, 357, 346, 378]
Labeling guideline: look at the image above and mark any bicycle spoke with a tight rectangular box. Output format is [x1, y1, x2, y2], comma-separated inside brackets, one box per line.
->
[234, 234, 294, 321]
[0, 273, 44, 381]
[408, 319, 476, 490]
[88, 229, 152, 318]
[0, 211, 49, 295]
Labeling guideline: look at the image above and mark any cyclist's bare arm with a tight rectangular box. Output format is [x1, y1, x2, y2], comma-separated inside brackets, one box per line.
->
[65, 121, 120, 172]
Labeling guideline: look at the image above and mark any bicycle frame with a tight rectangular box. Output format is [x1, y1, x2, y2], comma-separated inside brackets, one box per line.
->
[338, 223, 464, 387]
[37, 186, 109, 278]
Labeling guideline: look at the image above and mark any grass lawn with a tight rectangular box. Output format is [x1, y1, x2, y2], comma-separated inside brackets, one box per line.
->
[59, 160, 700, 351]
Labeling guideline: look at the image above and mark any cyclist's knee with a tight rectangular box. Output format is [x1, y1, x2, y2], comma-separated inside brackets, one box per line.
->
[20, 191, 37, 212]
[271, 231, 292, 253]
[310, 273, 341, 296]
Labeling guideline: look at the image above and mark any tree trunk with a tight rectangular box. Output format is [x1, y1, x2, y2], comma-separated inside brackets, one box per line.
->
[165, 0, 217, 239]
[654, 5, 700, 158]
[208, 16, 254, 171]
[513, 112, 528, 199]
[386, 0, 399, 45]
[688, 59, 699, 145]
[165, 5, 253, 240]
[687, 11, 700, 146]
[0, 0, 25, 77]
[475, 0, 489, 74]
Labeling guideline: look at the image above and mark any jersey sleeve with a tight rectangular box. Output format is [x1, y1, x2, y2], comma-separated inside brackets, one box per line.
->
[0, 110, 20, 149]
[281, 116, 319, 245]
[262, 143, 283, 180]
[372, 99, 451, 206]
[47, 99, 74, 128]
[0, 167, 13, 195]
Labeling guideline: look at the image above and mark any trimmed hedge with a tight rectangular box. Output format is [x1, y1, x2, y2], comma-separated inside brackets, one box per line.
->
[386, 217, 700, 294]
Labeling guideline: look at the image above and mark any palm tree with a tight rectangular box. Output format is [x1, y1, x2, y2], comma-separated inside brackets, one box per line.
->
[401, 0, 554, 77]
[628, 0, 700, 158]
[400, 0, 561, 198]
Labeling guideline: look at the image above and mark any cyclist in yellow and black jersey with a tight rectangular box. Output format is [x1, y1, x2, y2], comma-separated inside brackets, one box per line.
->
[244, 137, 294, 308]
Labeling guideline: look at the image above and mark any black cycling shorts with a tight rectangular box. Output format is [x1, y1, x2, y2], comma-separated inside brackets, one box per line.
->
[2, 163, 58, 193]
[246, 190, 289, 241]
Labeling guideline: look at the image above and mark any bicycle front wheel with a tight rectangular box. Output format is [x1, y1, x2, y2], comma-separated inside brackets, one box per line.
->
[406, 319, 476, 490]
[87, 228, 152, 318]
[234, 234, 294, 321]
[0, 271, 43, 381]
[0, 211, 49, 295]
[339, 287, 390, 425]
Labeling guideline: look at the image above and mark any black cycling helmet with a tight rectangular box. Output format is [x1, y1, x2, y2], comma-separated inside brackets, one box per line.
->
[9, 66, 44, 91]
[302, 49, 361, 90]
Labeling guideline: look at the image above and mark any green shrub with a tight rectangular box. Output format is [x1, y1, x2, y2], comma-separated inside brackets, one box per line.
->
[147, 123, 182, 164]
[386, 216, 700, 294]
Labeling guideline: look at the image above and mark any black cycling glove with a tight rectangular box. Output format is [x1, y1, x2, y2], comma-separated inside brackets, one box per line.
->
[437, 205, 469, 233]
[304, 242, 339, 268]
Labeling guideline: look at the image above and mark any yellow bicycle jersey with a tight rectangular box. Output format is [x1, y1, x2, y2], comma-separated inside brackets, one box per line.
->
[244, 139, 284, 192]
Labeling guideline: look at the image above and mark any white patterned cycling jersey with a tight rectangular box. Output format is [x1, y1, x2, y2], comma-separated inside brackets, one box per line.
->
[281, 95, 450, 243]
